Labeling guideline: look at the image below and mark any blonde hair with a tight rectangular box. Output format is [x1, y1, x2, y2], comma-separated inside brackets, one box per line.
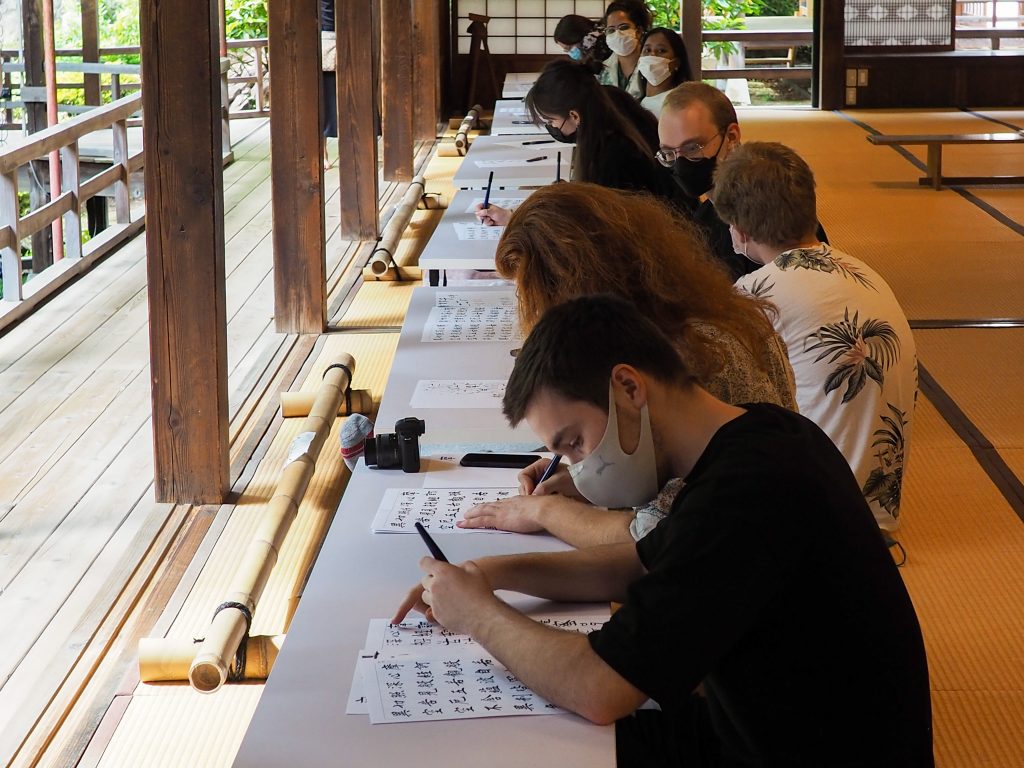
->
[495, 182, 780, 384]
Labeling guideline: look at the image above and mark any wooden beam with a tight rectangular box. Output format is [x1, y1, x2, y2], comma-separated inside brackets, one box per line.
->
[268, 0, 326, 333]
[381, 0, 414, 181]
[413, 0, 441, 141]
[21, 0, 52, 271]
[682, 0, 701, 81]
[81, 0, 100, 105]
[336, 0, 379, 240]
[140, 0, 230, 503]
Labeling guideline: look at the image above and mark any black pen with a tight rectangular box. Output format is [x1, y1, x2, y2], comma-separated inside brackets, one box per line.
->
[533, 454, 563, 494]
[483, 170, 494, 209]
[414, 521, 449, 563]
[511, 120, 532, 124]
[556, 151, 562, 182]
[526, 155, 548, 163]
[522, 139, 555, 146]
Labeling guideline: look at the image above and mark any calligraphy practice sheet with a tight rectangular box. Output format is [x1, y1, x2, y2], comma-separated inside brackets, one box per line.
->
[410, 380, 507, 409]
[452, 223, 504, 241]
[350, 613, 610, 723]
[435, 291, 515, 309]
[473, 158, 544, 168]
[421, 302, 520, 343]
[370, 487, 516, 533]
[463, 197, 526, 213]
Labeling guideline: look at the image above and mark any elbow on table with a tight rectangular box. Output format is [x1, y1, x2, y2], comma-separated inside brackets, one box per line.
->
[578, 697, 639, 726]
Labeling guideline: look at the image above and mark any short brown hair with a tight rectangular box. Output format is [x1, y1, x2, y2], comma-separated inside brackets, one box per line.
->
[662, 82, 738, 133]
[495, 182, 781, 385]
[713, 142, 818, 248]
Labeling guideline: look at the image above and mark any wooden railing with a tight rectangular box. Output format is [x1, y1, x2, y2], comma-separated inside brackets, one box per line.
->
[702, 29, 813, 81]
[0, 94, 144, 319]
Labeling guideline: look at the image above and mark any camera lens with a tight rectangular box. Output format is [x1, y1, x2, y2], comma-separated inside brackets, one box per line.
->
[364, 433, 402, 469]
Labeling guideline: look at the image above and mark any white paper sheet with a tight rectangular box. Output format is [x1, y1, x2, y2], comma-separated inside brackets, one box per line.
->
[421, 305, 521, 344]
[463, 197, 527, 213]
[371, 487, 516, 533]
[434, 291, 516, 309]
[363, 614, 610, 653]
[410, 379, 506, 409]
[473, 158, 547, 168]
[452, 222, 504, 241]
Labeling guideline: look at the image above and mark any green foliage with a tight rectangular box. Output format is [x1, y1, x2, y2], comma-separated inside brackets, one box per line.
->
[751, 0, 799, 16]
[226, 0, 269, 40]
[704, 1, 760, 59]
[648, 0, 682, 29]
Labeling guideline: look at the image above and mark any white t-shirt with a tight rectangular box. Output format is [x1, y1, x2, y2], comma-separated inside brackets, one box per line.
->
[736, 244, 917, 531]
[640, 90, 670, 118]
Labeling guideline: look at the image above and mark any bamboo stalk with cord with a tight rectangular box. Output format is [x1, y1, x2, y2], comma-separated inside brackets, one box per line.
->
[454, 103, 482, 153]
[365, 175, 425, 279]
[187, 357, 355, 693]
[280, 387, 373, 418]
[140, 635, 285, 683]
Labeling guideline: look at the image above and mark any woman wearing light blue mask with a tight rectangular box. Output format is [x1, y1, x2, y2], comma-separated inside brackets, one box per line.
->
[597, 0, 652, 99]
[553, 14, 609, 74]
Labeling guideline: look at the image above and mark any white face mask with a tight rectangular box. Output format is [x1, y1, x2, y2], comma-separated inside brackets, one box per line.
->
[606, 30, 638, 57]
[730, 225, 759, 265]
[567, 384, 659, 508]
[638, 55, 672, 86]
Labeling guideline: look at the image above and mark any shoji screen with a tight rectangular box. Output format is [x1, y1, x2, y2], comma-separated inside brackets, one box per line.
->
[455, 0, 608, 55]
[844, 1, 953, 47]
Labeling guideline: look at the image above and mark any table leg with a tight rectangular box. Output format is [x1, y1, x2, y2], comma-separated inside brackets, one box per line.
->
[428, 269, 440, 286]
[927, 144, 942, 190]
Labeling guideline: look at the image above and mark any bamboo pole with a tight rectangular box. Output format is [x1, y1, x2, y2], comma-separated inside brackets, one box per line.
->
[454, 104, 482, 152]
[280, 388, 373, 418]
[187, 357, 355, 693]
[365, 176, 425, 279]
[139, 635, 284, 682]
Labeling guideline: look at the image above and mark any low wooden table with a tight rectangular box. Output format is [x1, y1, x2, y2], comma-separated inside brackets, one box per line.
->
[867, 132, 1024, 190]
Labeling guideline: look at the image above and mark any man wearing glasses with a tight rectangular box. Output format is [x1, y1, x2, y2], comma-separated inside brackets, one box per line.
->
[657, 82, 828, 282]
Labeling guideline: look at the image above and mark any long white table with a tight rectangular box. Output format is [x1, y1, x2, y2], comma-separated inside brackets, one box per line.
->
[453, 135, 571, 190]
[418, 190, 533, 286]
[490, 98, 546, 136]
[233, 286, 614, 767]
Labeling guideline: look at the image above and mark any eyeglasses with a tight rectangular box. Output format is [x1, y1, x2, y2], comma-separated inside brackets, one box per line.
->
[604, 23, 636, 34]
[656, 132, 724, 167]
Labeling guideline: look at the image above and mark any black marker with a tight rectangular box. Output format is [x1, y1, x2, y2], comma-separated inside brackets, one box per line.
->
[556, 151, 562, 182]
[483, 171, 494, 209]
[522, 139, 555, 146]
[533, 455, 563, 495]
[415, 522, 449, 563]
[526, 155, 548, 163]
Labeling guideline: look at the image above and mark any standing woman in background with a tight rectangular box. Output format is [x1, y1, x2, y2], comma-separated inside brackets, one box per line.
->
[552, 14, 611, 74]
[638, 27, 693, 117]
[320, 0, 339, 168]
[598, 0, 652, 99]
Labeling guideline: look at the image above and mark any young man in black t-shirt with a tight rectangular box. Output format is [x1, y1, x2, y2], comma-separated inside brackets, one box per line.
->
[394, 295, 933, 767]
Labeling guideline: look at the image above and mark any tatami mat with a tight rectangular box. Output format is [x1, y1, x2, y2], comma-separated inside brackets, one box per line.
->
[932, 691, 1024, 768]
[336, 281, 416, 328]
[915, 328, 1024, 448]
[95, 687, 263, 768]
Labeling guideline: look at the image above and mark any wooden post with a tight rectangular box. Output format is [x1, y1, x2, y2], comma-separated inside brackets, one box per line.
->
[111, 118, 131, 224]
[21, 0, 52, 271]
[818, 0, 845, 110]
[413, 0, 441, 141]
[681, 0, 701, 81]
[336, 0, 379, 240]
[140, 0, 230, 503]
[81, 0, 100, 105]
[0, 171, 21, 301]
[60, 141, 82, 260]
[268, 0, 326, 333]
[381, 0, 414, 181]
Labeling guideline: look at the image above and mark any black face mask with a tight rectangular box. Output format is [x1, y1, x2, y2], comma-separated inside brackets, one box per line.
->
[672, 155, 717, 198]
[545, 123, 577, 144]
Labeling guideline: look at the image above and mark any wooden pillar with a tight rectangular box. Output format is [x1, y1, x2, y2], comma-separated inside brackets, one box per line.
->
[268, 0, 326, 333]
[81, 0, 100, 105]
[818, 0, 845, 110]
[140, 0, 230, 503]
[413, 0, 441, 141]
[21, 0, 51, 271]
[381, 0, 414, 181]
[336, 0, 379, 240]
[681, 0, 701, 82]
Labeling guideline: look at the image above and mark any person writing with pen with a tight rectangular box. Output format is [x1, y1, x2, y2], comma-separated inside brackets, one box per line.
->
[394, 294, 932, 768]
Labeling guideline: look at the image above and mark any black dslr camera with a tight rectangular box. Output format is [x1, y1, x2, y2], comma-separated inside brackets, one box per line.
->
[364, 417, 426, 472]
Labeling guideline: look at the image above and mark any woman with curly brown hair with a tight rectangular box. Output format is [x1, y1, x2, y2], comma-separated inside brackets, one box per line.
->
[460, 182, 798, 546]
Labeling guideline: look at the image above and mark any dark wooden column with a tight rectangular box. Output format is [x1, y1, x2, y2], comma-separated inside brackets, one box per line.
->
[681, 0, 702, 81]
[381, 0, 414, 181]
[21, 0, 51, 271]
[268, 0, 326, 333]
[140, 0, 230, 503]
[81, 0, 100, 105]
[818, 0, 846, 110]
[336, 0, 379, 239]
[413, 0, 441, 141]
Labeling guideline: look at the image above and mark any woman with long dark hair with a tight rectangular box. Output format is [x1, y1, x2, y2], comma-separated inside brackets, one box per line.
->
[637, 26, 693, 117]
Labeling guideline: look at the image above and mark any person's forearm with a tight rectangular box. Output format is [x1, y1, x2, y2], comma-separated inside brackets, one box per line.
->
[469, 598, 645, 724]
[538, 500, 635, 548]
[475, 542, 643, 604]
